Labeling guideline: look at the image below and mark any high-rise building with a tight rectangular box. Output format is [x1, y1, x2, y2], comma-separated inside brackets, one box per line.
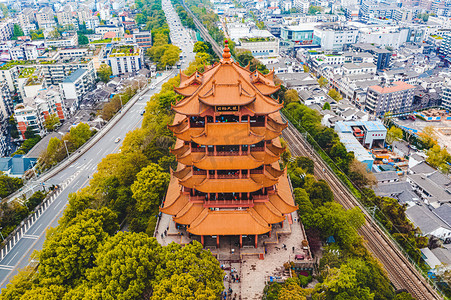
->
[162, 43, 297, 248]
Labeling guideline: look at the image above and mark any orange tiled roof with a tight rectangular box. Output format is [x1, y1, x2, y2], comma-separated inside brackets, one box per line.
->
[187, 209, 271, 236]
[369, 81, 415, 94]
[172, 44, 283, 116]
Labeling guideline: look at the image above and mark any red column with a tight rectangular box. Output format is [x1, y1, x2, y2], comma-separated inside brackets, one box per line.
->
[269, 230, 271, 238]
[255, 235, 258, 248]
[239, 235, 242, 248]
[216, 235, 219, 248]
[281, 220, 284, 228]
[201, 235, 204, 247]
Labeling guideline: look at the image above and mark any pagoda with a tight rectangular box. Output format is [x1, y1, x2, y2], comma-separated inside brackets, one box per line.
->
[161, 42, 297, 248]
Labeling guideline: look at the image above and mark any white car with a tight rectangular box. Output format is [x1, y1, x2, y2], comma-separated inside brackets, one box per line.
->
[151, 84, 156, 90]
[115, 137, 121, 143]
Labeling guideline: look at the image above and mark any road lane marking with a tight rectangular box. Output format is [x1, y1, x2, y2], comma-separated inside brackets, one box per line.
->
[0, 265, 13, 270]
[31, 224, 42, 235]
[3, 252, 18, 265]
[0, 176, 91, 288]
[22, 235, 38, 240]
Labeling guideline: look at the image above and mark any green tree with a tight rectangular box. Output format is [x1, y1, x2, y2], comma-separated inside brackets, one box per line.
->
[12, 24, 24, 39]
[426, 144, 451, 173]
[44, 114, 60, 132]
[386, 126, 403, 144]
[328, 88, 342, 101]
[97, 64, 112, 83]
[0, 173, 23, 198]
[284, 89, 299, 105]
[9, 116, 19, 139]
[317, 76, 328, 88]
[67, 232, 162, 299]
[38, 218, 107, 286]
[78, 34, 89, 45]
[193, 41, 208, 53]
[153, 241, 224, 298]
[49, 27, 61, 39]
[420, 126, 437, 149]
[131, 163, 170, 212]
[68, 123, 93, 149]
[308, 5, 323, 15]
[24, 126, 37, 139]
[323, 102, 331, 110]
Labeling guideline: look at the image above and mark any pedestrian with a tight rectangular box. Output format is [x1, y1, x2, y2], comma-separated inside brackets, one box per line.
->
[161, 233, 164, 239]
[292, 246, 295, 253]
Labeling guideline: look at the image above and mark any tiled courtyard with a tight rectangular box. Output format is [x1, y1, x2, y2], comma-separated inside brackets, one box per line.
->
[155, 209, 313, 299]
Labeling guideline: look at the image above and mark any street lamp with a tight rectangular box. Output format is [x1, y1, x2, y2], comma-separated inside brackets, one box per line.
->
[63, 140, 70, 157]
[119, 94, 123, 111]
[0, 227, 5, 241]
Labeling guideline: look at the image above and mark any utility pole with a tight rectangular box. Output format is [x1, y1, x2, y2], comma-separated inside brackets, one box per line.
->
[63, 140, 70, 157]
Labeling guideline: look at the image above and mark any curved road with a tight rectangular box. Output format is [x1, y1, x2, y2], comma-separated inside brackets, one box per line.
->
[0, 0, 195, 290]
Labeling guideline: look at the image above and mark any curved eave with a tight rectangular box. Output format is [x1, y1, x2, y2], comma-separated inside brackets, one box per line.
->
[269, 193, 298, 215]
[194, 177, 263, 193]
[198, 95, 256, 107]
[194, 154, 265, 170]
[253, 202, 285, 224]
[161, 193, 188, 215]
[187, 209, 271, 236]
[174, 202, 204, 225]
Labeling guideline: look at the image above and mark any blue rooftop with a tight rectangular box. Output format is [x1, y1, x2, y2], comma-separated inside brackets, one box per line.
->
[0, 155, 37, 177]
[62, 68, 87, 83]
[335, 120, 386, 133]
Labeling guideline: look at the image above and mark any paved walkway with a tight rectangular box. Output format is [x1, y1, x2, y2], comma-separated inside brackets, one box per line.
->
[155, 210, 312, 299]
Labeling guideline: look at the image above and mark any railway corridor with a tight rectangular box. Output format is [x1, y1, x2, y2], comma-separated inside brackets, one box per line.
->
[281, 115, 442, 300]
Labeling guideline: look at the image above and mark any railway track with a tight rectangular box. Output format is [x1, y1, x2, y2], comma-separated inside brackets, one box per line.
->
[180, 0, 223, 58]
[281, 115, 442, 300]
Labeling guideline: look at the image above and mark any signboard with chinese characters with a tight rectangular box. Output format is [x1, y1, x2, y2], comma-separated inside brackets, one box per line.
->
[216, 105, 239, 112]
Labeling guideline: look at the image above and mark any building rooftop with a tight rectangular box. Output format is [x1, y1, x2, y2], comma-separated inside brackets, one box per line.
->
[369, 81, 416, 94]
[0, 155, 37, 177]
[62, 68, 87, 83]
[406, 204, 451, 235]
[374, 171, 399, 182]
[335, 120, 386, 133]
[434, 203, 451, 227]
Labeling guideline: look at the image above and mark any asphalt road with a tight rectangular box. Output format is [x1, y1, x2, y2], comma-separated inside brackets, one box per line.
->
[0, 0, 194, 290]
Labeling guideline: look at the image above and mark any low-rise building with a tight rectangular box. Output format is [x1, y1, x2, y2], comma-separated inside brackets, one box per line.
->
[44, 34, 78, 48]
[406, 204, 451, 240]
[335, 120, 387, 149]
[313, 24, 359, 51]
[237, 36, 279, 58]
[407, 171, 451, 208]
[366, 81, 416, 117]
[10, 44, 39, 61]
[0, 155, 37, 178]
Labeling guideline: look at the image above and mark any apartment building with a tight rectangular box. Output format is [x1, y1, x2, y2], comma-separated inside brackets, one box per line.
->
[56, 6, 75, 26]
[342, 62, 377, 76]
[15, 86, 65, 138]
[36, 7, 56, 29]
[60, 68, 96, 104]
[18, 8, 37, 35]
[0, 20, 13, 41]
[44, 34, 78, 48]
[0, 63, 20, 93]
[106, 45, 143, 75]
[366, 81, 416, 116]
[10, 44, 39, 61]
[133, 31, 152, 49]
[40, 58, 95, 86]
